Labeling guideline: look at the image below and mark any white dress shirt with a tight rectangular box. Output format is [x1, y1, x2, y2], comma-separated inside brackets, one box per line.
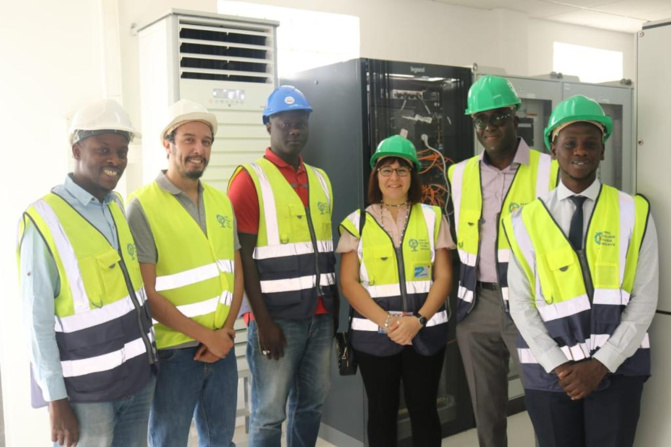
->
[508, 179, 659, 373]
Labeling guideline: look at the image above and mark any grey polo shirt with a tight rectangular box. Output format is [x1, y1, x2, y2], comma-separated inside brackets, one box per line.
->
[127, 171, 240, 265]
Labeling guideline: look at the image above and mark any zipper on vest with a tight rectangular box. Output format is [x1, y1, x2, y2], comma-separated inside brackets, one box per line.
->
[304, 205, 324, 295]
[576, 251, 595, 302]
[52, 194, 157, 365]
[396, 207, 413, 312]
[490, 163, 522, 312]
[492, 211, 507, 311]
[118, 257, 157, 365]
[396, 246, 409, 312]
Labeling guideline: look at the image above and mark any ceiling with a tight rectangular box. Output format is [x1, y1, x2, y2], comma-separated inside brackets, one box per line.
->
[431, 0, 671, 33]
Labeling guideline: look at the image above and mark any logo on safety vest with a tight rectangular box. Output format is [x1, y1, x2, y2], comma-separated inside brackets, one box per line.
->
[594, 231, 616, 246]
[317, 202, 328, 215]
[508, 202, 521, 212]
[127, 243, 136, 260]
[285, 96, 295, 105]
[408, 239, 419, 252]
[414, 265, 430, 278]
[216, 214, 232, 229]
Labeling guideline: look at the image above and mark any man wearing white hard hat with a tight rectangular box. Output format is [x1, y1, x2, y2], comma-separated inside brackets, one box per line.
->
[128, 99, 243, 446]
[18, 99, 157, 447]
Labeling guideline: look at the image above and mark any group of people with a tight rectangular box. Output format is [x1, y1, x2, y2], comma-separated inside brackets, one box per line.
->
[18, 74, 657, 447]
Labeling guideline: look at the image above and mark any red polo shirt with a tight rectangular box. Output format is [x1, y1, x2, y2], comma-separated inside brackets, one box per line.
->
[228, 148, 328, 322]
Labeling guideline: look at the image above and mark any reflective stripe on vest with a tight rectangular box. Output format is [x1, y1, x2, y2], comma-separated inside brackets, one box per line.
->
[448, 150, 558, 321]
[504, 185, 650, 390]
[339, 204, 448, 356]
[131, 181, 235, 349]
[19, 193, 154, 401]
[231, 158, 337, 318]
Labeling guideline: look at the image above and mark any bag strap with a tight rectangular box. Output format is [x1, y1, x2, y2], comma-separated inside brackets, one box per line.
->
[345, 207, 367, 336]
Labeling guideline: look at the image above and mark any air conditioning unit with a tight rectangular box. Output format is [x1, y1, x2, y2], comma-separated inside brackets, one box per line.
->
[138, 9, 279, 190]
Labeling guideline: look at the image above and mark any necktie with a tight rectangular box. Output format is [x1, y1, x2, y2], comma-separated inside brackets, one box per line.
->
[568, 196, 587, 250]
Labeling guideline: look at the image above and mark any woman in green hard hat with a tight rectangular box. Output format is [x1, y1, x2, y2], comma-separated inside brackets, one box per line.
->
[337, 135, 454, 446]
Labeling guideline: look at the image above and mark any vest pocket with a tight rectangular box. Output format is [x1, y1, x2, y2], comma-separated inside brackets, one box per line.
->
[544, 247, 577, 303]
[362, 245, 394, 285]
[457, 210, 480, 254]
[593, 263, 618, 288]
[78, 249, 121, 308]
[95, 249, 123, 306]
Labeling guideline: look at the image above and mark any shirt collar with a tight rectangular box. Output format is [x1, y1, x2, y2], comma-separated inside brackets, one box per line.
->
[557, 178, 601, 202]
[64, 173, 115, 206]
[264, 147, 305, 173]
[155, 170, 203, 196]
[480, 137, 530, 167]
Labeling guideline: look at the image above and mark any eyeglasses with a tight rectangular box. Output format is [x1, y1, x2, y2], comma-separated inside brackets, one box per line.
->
[472, 111, 513, 131]
[276, 121, 308, 131]
[378, 166, 411, 177]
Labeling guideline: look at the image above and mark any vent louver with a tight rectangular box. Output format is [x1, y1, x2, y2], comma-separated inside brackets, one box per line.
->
[178, 17, 274, 83]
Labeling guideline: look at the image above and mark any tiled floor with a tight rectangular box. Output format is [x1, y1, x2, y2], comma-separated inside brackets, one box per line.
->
[213, 411, 535, 446]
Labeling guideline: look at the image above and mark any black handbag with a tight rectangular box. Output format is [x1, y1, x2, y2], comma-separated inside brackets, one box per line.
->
[335, 310, 357, 376]
[334, 206, 366, 376]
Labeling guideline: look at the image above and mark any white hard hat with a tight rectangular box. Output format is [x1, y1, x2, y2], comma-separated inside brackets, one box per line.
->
[68, 99, 140, 145]
[160, 99, 218, 143]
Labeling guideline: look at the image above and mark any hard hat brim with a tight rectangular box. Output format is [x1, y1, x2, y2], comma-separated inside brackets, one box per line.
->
[160, 112, 218, 144]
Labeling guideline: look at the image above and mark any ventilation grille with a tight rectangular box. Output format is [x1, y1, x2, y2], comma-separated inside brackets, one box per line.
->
[178, 17, 275, 83]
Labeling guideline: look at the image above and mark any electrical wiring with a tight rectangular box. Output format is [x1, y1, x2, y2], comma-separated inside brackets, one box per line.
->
[418, 134, 453, 223]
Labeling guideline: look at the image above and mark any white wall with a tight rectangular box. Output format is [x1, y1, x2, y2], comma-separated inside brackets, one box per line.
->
[0, 0, 636, 444]
[0, 0, 109, 444]
[219, 0, 636, 80]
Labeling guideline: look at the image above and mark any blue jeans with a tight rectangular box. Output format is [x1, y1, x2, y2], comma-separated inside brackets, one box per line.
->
[66, 374, 155, 447]
[247, 314, 333, 447]
[149, 347, 238, 447]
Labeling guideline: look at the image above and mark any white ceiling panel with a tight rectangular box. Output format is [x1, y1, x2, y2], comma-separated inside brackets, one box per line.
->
[549, 0, 619, 7]
[597, 1, 671, 19]
[430, 0, 670, 32]
[431, 0, 510, 8]
[507, 0, 577, 17]
[548, 9, 647, 32]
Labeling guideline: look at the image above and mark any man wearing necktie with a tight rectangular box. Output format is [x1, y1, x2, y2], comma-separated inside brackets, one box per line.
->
[503, 95, 659, 447]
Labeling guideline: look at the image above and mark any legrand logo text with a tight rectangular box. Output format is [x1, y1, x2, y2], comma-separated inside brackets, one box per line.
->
[410, 66, 426, 74]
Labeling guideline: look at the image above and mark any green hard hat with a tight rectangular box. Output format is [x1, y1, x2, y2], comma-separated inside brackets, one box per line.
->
[465, 75, 521, 115]
[544, 95, 613, 149]
[370, 135, 421, 171]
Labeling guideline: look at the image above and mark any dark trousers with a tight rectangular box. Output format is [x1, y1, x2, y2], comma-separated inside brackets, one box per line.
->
[525, 375, 646, 447]
[355, 346, 446, 447]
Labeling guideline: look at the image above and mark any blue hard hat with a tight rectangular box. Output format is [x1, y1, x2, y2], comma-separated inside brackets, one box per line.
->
[262, 85, 313, 124]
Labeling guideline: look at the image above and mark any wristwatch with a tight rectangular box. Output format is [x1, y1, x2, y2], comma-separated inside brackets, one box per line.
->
[414, 312, 428, 327]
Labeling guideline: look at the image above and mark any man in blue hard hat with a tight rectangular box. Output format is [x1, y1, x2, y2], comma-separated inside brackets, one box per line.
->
[228, 85, 338, 446]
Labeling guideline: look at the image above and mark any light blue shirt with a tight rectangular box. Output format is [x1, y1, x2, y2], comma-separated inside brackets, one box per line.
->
[20, 174, 122, 401]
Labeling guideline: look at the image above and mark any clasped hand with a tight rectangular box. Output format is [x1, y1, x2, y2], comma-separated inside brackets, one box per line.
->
[194, 328, 236, 363]
[554, 359, 608, 400]
[386, 316, 421, 346]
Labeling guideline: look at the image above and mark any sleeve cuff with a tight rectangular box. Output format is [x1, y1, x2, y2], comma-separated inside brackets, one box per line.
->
[592, 346, 626, 373]
[42, 375, 68, 402]
[536, 347, 570, 374]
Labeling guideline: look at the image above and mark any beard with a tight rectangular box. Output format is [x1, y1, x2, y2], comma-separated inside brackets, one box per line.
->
[185, 169, 204, 180]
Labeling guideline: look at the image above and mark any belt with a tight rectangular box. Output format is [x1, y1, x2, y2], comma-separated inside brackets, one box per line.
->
[477, 281, 499, 291]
